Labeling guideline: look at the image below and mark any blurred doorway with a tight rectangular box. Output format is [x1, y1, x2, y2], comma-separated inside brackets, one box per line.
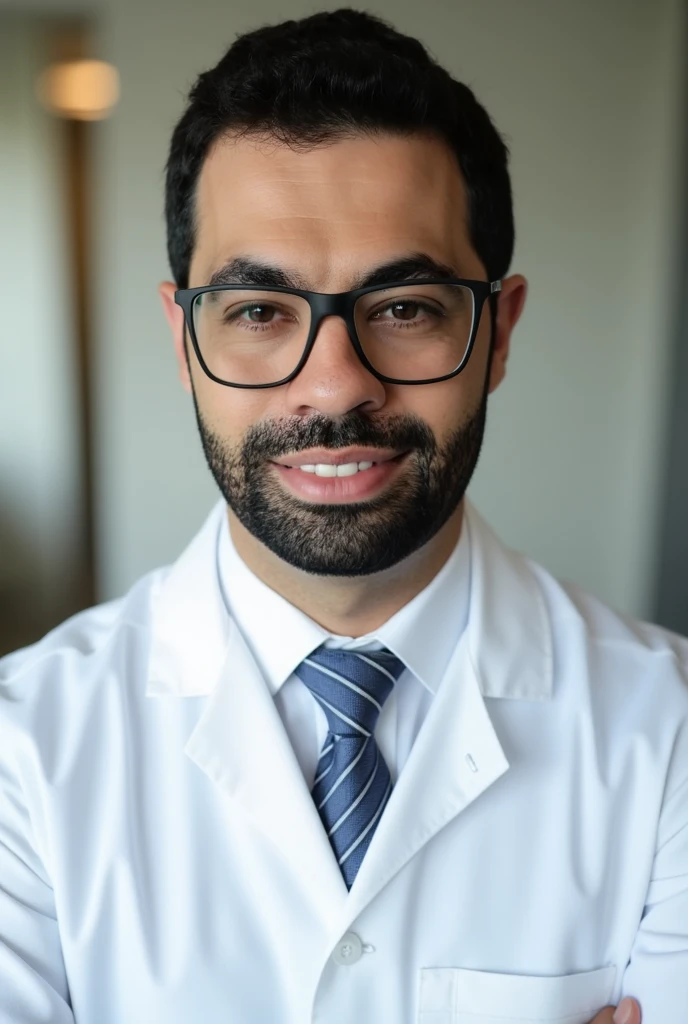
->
[0, 12, 102, 655]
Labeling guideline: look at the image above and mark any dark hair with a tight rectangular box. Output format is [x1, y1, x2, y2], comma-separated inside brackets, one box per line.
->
[164, 7, 514, 289]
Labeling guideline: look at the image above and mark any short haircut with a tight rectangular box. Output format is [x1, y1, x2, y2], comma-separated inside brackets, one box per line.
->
[164, 7, 514, 289]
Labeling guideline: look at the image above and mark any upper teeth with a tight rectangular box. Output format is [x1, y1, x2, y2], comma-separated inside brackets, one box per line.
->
[297, 461, 375, 477]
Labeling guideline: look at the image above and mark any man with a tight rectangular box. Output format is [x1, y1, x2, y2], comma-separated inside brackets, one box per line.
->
[0, 7, 684, 1022]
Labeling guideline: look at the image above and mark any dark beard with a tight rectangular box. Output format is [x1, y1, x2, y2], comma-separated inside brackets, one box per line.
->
[192, 392, 489, 577]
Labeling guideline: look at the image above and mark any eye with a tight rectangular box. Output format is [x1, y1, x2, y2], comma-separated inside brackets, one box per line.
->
[389, 301, 420, 321]
[234, 303, 279, 323]
[371, 299, 442, 323]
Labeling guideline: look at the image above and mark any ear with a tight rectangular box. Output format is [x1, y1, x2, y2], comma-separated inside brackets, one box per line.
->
[487, 274, 528, 394]
[158, 281, 192, 393]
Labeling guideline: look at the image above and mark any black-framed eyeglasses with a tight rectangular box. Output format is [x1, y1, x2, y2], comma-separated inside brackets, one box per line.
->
[174, 277, 501, 389]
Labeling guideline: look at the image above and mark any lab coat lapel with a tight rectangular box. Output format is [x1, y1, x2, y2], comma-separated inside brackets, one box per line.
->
[184, 623, 349, 925]
[340, 634, 510, 926]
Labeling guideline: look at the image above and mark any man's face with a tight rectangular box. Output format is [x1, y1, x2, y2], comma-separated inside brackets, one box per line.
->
[161, 132, 525, 576]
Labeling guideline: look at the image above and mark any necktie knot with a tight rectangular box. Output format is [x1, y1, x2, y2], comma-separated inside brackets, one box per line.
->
[294, 646, 406, 737]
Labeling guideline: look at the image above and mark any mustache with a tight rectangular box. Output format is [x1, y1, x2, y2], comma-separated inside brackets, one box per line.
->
[239, 411, 437, 463]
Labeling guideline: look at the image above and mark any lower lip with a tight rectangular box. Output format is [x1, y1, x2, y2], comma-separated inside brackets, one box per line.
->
[272, 454, 408, 503]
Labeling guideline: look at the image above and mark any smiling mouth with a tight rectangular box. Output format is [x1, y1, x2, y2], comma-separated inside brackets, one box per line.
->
[270, 450, 410, 504]
[278, 452, 407, 476]
[286, 457, 390, 476]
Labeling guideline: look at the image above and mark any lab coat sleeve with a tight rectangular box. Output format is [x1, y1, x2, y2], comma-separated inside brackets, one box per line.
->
[0, 740, 74, 1023]
[617, 720, 688, 1022]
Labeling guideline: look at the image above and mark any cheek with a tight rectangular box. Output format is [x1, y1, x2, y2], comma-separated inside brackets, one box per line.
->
[191, 368, 276, 440]
[404, 332, 488, 438]
[396, 375, 475, 440]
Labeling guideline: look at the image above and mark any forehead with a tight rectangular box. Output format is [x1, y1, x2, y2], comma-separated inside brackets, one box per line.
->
[190, 132, 478, 289]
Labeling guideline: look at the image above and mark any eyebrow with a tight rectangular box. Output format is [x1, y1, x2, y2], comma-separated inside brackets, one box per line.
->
[205, 252, 463, 291]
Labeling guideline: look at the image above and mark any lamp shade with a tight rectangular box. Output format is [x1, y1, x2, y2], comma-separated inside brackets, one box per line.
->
[36, 59, 120, 121]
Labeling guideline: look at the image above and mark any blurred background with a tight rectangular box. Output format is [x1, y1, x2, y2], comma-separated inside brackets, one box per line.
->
[1, 0, 687, 657]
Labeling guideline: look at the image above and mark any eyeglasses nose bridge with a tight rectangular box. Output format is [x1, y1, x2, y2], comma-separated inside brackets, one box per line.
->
[305, 290, 362, 358]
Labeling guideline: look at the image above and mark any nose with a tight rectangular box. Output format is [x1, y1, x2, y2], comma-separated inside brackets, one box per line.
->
[285, 314, 388, 418]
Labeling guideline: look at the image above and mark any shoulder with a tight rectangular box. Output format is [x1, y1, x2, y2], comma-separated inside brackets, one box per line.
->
[0, 566, 168, 743]
[465, 500, 688, 714]
[530, 556, 688, 678]
[521, 554, 688, 756]
[510, 546, 688, 795]
[466, 501, 688, 711]
[0, 499, 226, 775]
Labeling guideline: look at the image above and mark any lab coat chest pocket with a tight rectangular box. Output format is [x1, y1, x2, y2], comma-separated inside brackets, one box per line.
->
[418, 965, 617, 1023]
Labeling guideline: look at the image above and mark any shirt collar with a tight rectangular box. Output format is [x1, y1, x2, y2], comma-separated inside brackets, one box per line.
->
[217, 508, 471, 697]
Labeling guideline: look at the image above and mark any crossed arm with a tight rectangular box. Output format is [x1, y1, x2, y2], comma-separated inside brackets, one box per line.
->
[591, 999, 640, 1024]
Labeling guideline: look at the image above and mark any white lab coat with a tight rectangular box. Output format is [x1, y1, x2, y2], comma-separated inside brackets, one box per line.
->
[1, 499, 687, 1024]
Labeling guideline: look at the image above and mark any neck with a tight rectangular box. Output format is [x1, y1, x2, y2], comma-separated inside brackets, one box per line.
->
[227, 501, 465, 637]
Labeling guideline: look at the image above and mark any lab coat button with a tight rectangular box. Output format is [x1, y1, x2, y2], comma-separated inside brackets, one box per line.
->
[332, 931, 363, 965]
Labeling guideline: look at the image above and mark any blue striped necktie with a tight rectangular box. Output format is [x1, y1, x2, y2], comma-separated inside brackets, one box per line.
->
[293, 645, 406, 889]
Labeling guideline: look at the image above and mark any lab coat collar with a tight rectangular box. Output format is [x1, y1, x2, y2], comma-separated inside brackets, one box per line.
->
[466, 503, 554, 701]
[146, 497, 553, 704]
[147, 501, 231, 697]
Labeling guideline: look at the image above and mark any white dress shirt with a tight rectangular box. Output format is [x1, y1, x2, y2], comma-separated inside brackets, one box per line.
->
[216, 510, 471, 788]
